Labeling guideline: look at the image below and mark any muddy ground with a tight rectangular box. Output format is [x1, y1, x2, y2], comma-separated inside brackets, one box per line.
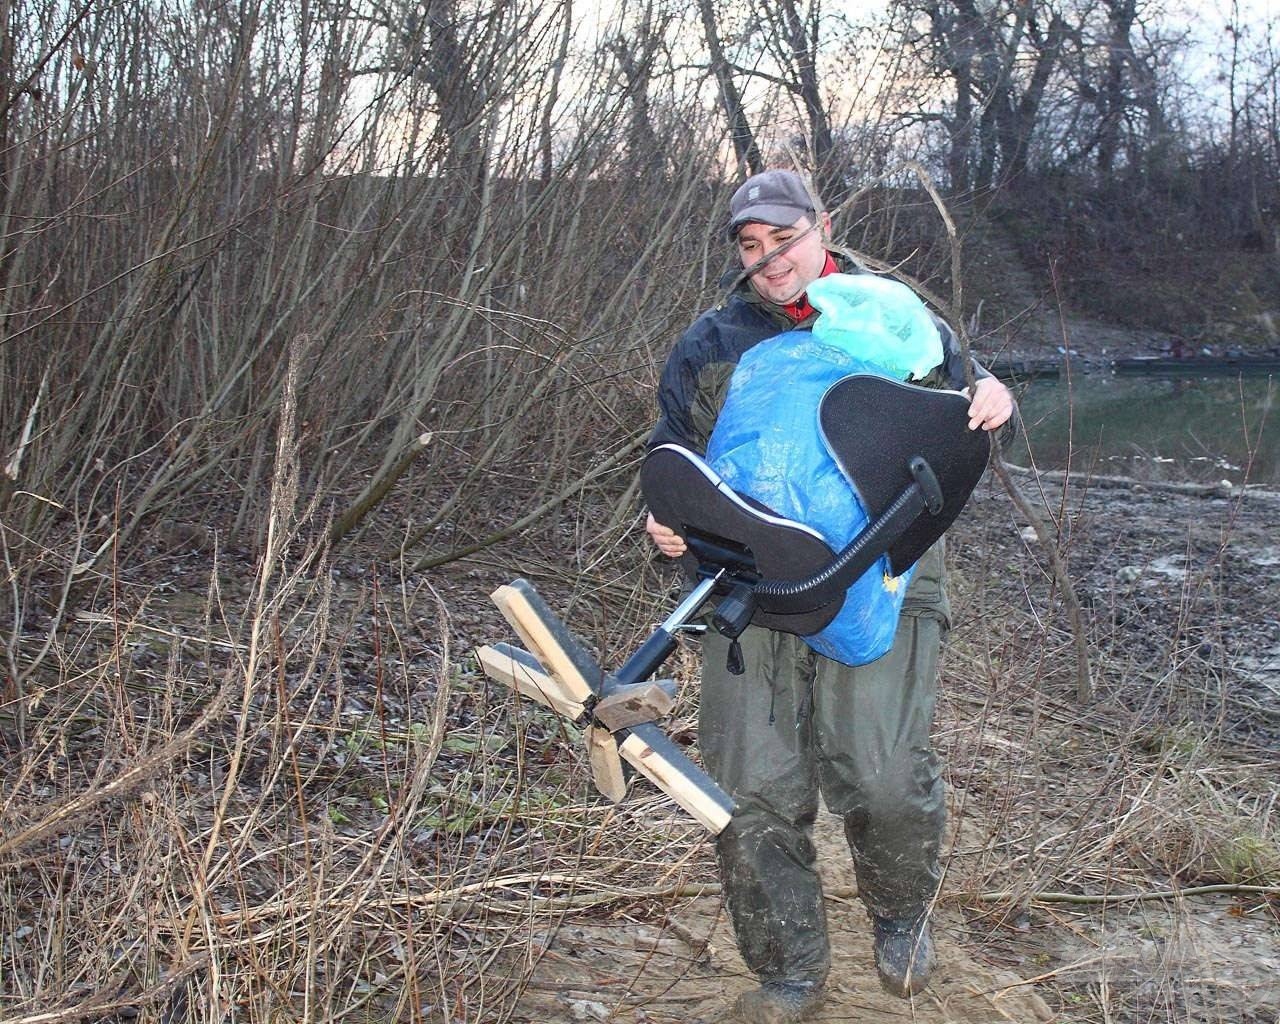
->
[483, 469, 1279, 1024]
[9, 317, 1275, 1024]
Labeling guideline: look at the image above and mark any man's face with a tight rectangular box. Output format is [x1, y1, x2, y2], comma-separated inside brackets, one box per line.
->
[736, 213, 830, 306]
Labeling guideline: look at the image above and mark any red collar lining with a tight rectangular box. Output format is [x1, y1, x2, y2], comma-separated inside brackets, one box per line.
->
[780, 254, 838, 322]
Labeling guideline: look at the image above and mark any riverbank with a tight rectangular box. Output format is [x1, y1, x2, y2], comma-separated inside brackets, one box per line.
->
[481, 461, 1280, 1023]
[980, 308, 1280, 378]
[2, 311, 1275, 1024]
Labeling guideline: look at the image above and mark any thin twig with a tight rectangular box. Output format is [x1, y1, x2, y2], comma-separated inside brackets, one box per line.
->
[956, 882, 1280, 905]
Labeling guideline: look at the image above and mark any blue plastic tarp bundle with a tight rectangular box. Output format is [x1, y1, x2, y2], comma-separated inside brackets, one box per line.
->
[705, 273, 943, 666]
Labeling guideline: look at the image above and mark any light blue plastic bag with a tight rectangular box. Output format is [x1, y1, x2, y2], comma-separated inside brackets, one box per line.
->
[705, 274, 942, 666]
[808, 273, 943, 380]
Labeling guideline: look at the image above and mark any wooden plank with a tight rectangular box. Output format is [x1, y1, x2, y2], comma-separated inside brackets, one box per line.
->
[475, 643, 586, 720]
[618, 724, 734, 834]
[488, 577, 735, 834]
[490, 580, 601, 703]
[586, 725, 627, 802]
[593, 682, 676, 732]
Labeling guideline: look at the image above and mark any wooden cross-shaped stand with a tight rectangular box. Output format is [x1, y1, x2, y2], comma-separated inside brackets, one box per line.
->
[476, 578, 733, 834]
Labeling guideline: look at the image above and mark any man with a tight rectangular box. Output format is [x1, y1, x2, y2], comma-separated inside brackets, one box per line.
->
[646, 169, 1014, 1024]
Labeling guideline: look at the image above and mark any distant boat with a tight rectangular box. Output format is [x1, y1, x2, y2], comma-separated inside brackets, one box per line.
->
[989, 358, 1063, 379]
[1111, 354, 1280, 374]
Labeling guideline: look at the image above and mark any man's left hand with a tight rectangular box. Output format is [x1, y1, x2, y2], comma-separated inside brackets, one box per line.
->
[964, 377, 1014, 432]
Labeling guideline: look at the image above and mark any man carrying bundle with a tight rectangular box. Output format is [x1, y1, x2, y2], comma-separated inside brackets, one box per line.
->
[645, 169, 1015, 1023]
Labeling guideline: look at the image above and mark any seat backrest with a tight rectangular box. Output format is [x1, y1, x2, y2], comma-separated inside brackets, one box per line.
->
[641, 374, 992, 636]
[819, 375, 991, 576]
[641, 445, 845, 635]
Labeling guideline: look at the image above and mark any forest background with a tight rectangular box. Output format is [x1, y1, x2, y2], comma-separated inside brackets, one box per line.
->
[1, 1, 1278, 1022]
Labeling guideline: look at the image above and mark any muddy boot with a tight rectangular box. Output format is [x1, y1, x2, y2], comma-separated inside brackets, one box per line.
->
[722, 980, 825, 1023]
[873, 912, 934, 997]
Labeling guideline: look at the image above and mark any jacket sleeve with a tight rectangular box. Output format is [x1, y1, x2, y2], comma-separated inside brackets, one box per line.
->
[932, 315, 1020, 446]
[934, 314, 992, 389]
[649, 315, 725, 454]
[650, 344, 700, 451]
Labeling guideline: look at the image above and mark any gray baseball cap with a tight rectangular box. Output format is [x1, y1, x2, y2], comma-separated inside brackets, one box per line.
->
[727, 170, 816, 238]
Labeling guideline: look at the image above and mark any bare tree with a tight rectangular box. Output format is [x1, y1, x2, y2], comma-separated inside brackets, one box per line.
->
[540, 0, 572, 183]
[1044, 0, 1182, 178]
[908, 0, 1070, 192]
[698, 0, 764, 176]
[604, 1, 673, 177]
[754, 0, 839, 189]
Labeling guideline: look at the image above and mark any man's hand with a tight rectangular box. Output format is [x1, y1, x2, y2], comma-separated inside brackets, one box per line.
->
[646, 512, 687, 558]
[964, 376, 1014, 432]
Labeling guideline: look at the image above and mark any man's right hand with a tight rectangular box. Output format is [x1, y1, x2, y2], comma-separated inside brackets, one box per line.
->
[645, 513, 687, 558]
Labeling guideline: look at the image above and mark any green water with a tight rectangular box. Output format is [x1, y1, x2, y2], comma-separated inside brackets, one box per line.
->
[1007, 371, 1279, 485]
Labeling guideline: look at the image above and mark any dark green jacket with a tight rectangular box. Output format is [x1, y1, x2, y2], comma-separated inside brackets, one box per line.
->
[650, 261, 1000, 454]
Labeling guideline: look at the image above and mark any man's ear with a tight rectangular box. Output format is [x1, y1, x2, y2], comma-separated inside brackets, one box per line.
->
[819, 211, 833, 239]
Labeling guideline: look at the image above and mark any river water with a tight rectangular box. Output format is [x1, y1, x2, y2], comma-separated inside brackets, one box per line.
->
[1005, 369, 1279, 485]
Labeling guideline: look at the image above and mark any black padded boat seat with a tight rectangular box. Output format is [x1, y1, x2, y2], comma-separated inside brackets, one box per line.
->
[643, 446, 844, 634]
[641, 374, 991, 636]
[820, 375, 991, 575]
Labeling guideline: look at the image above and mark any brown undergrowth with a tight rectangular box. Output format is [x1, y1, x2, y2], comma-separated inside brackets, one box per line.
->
[3, 460, 1277, 1024]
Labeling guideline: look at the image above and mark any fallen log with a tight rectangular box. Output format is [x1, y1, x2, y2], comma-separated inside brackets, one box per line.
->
[1002, 463, 1280, 501]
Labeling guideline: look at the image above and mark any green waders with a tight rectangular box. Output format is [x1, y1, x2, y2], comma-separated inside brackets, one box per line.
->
[697, 542, 950, 986]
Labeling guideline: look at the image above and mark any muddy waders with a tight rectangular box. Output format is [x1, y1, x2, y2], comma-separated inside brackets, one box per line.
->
[698, 543, 948, 996]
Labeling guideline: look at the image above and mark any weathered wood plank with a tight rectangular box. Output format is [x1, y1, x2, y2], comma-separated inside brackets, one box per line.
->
[593, 682, 676, 732]
[475, 643, 586, 720]
[486, 578, 735, 834]
[618, 725, 733, 834]
[490, 580, 601, 703]
[586, 725, 627, 802]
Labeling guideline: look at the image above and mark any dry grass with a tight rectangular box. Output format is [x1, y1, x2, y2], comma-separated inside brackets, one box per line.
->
[936, 475, 1279, 1022]
[3, 466, 1277, 1023]
[0, 521, 714, 1022]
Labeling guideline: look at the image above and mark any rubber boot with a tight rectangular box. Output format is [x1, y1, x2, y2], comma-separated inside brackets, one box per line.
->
[872, 911, 934, 997]
[723, 980, 825, 1023]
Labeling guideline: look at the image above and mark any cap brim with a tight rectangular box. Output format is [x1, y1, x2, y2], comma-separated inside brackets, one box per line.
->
[727, 202, 812, 238]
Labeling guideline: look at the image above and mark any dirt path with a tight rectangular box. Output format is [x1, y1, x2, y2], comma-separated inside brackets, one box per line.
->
[509, 808, 1055, 1024]
[495, 473, 1280, 1024]
[505, 801, 1277, 1024]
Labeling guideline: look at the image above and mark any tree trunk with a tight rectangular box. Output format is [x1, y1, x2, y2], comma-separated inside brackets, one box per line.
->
[541, 0, 572, 184]
[998, 13, 1067, 182]
[1097, 0, 1136, 174]
[405, 0, 492, 188]
[777, 0, 836, 187]
[0, 0, 11, 200]
[698, 0, 763, 175]
[924, 1, 976, 193]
